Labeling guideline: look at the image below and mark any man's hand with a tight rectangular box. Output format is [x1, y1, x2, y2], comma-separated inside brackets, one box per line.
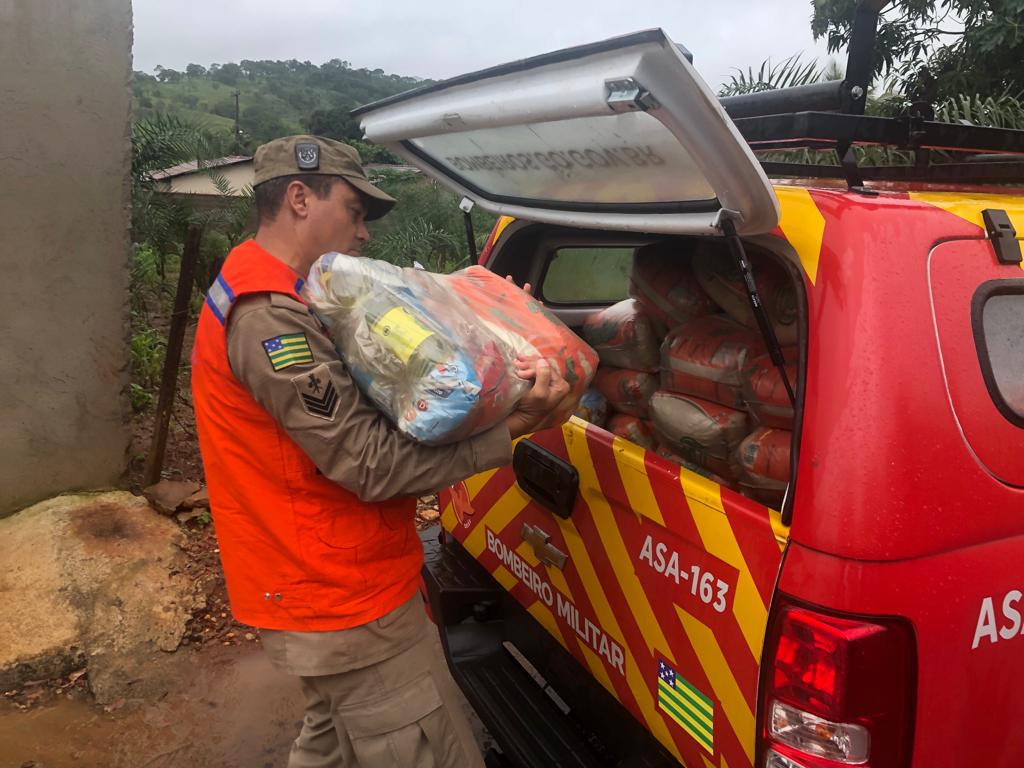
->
[505, 274, 533, 295]
[506, 357, 571, 438]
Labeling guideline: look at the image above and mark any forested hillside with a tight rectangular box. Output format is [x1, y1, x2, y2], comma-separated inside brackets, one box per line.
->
[132, 59, 431, 157]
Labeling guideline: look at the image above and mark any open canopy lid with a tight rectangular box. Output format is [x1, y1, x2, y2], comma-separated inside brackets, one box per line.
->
[353, 29, 780, 236]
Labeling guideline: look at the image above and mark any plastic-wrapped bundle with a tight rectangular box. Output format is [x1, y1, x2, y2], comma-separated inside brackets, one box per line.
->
[736, 427, 791, 508]
[593, 368, 659, 419]
[607, 414, 656, 450]
[581, 299, 660, 372]
[304, 254, 597, 444]
[692, 245, 799, 345]
[450, 267, 598, 412]
[660, 315, 766, 409]
[574, 389, 609, 428]
[629, 241, 717, 334]
[650, 391, 748, 480]
[741, 349, 798, 429]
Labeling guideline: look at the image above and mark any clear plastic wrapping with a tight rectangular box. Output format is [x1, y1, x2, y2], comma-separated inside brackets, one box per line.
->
[304, 253, 597, 444]
[660, 315, 766, 408]
[593, 367, 659, 419]
[649, 390, 748, 480]
[581, 299, 661, 372]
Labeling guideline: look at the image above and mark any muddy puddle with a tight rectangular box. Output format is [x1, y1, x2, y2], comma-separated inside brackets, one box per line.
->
[0, 645, 304, 768]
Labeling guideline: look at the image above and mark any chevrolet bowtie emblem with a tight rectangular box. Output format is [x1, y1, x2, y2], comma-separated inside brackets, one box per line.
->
[520, 523, 567, 570]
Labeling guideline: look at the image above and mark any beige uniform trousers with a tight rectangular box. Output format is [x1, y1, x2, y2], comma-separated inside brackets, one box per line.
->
[261, 595, 485, 768]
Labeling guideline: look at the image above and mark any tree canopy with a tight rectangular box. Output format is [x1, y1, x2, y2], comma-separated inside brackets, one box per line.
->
[812, 0, 1024, 100]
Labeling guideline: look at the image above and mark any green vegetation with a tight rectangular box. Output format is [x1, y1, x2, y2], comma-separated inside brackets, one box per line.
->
[134, 59, 429, 154]
[813, 0, 1023, 101]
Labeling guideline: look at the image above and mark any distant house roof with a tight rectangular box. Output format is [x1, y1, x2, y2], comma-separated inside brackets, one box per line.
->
[151, 155, 251, 180]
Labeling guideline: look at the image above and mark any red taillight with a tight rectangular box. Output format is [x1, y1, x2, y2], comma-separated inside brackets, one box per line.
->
[758, 594, 916, 768]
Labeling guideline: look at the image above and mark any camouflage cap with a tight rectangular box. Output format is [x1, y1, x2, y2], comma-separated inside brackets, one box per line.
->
[253, 135, 397, 221]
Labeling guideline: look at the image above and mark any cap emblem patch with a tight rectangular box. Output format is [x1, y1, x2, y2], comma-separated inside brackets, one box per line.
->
[295, 142, 320, 171]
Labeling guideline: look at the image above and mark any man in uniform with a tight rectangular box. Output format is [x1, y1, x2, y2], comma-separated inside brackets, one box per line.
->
[191, 135, 570, 767]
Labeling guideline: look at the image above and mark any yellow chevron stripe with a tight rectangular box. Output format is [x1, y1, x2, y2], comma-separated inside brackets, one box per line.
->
[578, 643, 618, 700]
[462, 483, 531, 558]
[612, 435, 666, 527]
[569, 433, 674, 662]
[527, 599, 561, 640]
[491, 565, 518, 593]
[440, 500, 457, 531]
[769, 509, 790, 552]
[702, 755, 731, 768]
[464, 469, 500, 501]
[544, 560, 574, 601]
[677, 606, 755, 766]
[679, 476, 768, 663]
[775, 187, 826, 284]
[556, 437, 683, 763]
[910, 192, 1024, 273]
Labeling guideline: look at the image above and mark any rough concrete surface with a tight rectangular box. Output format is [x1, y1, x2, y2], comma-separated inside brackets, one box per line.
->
[0, 492, 204, 704]
[0, 0, 133, 517]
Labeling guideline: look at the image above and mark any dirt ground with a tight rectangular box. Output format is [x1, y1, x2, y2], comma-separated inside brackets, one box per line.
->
[0, 318, 480, 768]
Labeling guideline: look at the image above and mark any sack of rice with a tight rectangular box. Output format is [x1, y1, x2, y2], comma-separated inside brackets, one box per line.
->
[607, 414, 656, 450]
[741, 349, 798, 429]
[629, 241, 717, 334]
[593, 368, 659, 419]
[581, 299, 660, 371]
[692, 245, 799, 345]
[660, 315, 766, 409]
[736, 427, 792, 508]
[649, 391, 748, 479]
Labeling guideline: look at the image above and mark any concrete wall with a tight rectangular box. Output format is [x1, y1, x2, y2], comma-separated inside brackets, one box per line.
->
[0, 0, 133, 516]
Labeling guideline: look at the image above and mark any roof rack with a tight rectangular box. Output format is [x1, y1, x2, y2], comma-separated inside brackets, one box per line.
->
[718, 0, 1024, 187]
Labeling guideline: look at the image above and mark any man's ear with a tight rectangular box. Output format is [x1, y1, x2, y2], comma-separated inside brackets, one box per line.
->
[283, 180, 310, 219]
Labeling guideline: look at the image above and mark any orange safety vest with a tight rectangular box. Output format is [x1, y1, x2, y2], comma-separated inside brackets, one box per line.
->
[191, 240, 420, 631]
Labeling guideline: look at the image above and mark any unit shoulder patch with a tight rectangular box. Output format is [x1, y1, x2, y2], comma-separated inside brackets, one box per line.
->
[262, 332, 313, 371]
[291, 363, 339, 421]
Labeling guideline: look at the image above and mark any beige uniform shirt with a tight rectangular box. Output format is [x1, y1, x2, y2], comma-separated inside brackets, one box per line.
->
[226, 291, 513, 502]
[226, 291, 513, 674]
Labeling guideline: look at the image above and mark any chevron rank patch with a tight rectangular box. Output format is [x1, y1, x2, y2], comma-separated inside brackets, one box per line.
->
[291, 364, 339, 421]
[263, 332, 313, 371]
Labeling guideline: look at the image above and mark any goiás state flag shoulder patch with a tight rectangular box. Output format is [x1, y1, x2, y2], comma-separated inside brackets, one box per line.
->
[262, 332, 313, 371]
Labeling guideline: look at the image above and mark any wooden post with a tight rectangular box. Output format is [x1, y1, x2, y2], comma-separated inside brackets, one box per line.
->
[144, 224, 203, 486]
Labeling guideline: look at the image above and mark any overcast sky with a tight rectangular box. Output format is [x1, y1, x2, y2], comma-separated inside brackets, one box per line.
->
[133, 0, 837, 92]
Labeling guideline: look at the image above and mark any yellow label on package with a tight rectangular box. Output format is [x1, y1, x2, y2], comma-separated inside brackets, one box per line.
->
[371, 306, 434, 363]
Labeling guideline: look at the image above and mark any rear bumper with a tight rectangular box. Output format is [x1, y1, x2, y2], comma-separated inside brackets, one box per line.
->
[420, 527, 680, 768]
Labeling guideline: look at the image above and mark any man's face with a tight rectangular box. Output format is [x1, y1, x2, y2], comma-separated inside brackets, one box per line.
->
[305, 179, 370, 258]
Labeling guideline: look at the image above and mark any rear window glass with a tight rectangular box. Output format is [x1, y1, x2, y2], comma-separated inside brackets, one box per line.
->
[975, 288, 1024, 425]
[542, 247, 632, 304]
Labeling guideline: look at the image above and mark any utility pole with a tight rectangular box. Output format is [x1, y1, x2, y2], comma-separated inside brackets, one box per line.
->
[233, 89, 241, 153]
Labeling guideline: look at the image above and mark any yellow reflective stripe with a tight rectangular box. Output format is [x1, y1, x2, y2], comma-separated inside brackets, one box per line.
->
[462, 484, 531, 558]
[677, 605, 756, 766]
[491, 565, 518, 592]
[440, 501, 456, 531]
[612, 435, 666, 527]
[680, 476, 768, 663]
[464, 469, 499, 501]
[578, 642, 618, 700]
[527, 599, 561, 639]
[910, 192, 1024, 273]
[775, 187, 826, 284]
[556, 433, 683, 764]
[702, 755, 731, 768]
[569, 434, 673, 660]
[770, 508, 790, 551]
